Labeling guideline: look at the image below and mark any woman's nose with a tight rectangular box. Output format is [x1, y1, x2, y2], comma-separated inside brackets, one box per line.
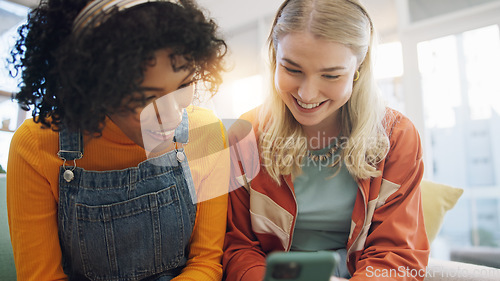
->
[153, 94, 183, 128]
[140, 94, 182, 130]
[297, 78, 319, 102]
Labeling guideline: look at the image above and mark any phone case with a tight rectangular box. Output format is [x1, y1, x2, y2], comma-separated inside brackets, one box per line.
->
[263, 251, 341, 281]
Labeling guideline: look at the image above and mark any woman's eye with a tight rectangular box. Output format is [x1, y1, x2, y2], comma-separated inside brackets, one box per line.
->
[323, 74, 340, 79]
[283, 66, 301, 74]
[144, 96, 157, 105]
[178, 80, 195, 90]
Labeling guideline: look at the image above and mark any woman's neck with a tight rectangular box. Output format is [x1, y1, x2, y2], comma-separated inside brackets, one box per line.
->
[302, 119, 341, 150]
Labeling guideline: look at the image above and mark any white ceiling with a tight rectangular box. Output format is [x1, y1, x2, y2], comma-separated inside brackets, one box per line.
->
[8, 0, 499, 41]
[5, 0, 33, 7]
[197, 0, 399, 41]
[5, 0, 400, 41]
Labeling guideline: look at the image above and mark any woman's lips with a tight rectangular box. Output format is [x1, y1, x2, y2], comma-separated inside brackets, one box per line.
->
[293, 97, 327, 112]
[145, 128, 176, 142]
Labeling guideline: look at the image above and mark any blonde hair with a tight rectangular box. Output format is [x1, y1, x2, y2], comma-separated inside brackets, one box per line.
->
[259, 0, 390, 183]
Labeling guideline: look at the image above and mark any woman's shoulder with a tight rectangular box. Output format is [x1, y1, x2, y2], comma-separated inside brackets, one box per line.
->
[9, 118, 60, 178]
[11, 118, 58, 149]
[383, 107, 419, 138]
[186, 105, 226, 149]
[186, 105, 221, 125]
[382, 108, 423, 160]
[239, 106, 262, 124]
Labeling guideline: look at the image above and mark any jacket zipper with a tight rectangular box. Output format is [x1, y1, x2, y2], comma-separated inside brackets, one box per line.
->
[346, 181, 368, 262]
[283, 175, 297, 252]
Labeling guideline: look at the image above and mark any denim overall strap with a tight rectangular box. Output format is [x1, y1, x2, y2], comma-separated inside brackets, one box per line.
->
[57, 127, 84, 183]
[57, 110, 197, 281]
[57, 127, 84, 161]
[173, 109, 189, 144]
[172, 109, 196, 204]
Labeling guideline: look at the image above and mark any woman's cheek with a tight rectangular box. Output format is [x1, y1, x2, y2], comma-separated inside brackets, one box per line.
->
[275, 69, 295, 95]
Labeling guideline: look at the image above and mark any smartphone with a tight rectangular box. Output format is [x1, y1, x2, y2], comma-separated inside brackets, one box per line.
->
[263, 251, 340, 281]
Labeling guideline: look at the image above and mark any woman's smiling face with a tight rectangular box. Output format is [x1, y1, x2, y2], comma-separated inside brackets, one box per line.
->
[275, 31, 359, 133]
[108, 48, 195, 151]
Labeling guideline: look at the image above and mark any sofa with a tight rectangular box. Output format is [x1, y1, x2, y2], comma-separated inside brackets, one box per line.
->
[0, 175, 16, 280]
[1, 176, 499, 280]
[420, 180, 500, 280]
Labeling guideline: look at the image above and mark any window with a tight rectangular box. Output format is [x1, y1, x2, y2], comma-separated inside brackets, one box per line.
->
[408, 0, 498, 23]
[418, 25, 500, 249]
[374, 41, 405, 113]
[0, 0, 29, 171]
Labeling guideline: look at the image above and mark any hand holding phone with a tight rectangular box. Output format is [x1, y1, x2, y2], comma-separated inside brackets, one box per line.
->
[264, 251, 340, 281]
[329, 277, 349, 281]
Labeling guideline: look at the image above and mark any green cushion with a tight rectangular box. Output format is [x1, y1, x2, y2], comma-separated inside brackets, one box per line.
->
[0, 175, 16, 280]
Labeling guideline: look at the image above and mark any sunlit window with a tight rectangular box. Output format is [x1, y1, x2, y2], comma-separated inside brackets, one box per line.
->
[374, 42, 404, 79]
[463, 25, 500, 120]
[209, 74, 265, 119]
[374, 41, 405, 113]
[418, 35, 461, 128]
[418, 25, 500, 253]
[0, 0, 29, 172]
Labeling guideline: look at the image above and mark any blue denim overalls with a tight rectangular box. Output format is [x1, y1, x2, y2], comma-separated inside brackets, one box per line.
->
[57, 111, 197, 281]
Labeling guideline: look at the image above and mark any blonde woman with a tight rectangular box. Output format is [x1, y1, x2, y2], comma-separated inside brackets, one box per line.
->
[223, 0, 429, 280]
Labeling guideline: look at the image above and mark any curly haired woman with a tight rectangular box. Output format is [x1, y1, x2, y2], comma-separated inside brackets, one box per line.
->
[7, 0, 229, 280]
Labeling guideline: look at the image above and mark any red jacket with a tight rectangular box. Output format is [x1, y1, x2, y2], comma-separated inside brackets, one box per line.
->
[223, 107, 430, 281]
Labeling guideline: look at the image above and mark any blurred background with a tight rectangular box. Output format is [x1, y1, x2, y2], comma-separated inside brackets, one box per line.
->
[1, 0, 500, 268]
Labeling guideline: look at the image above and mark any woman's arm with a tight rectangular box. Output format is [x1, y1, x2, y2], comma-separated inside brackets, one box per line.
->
[174, 193, 228, 281]
[222, 116, 268, 281]
[350, 114, 430, 281]
[173, 118, 230, 281]
[223, 185, 268, 281]
[7, 123, 67, 281]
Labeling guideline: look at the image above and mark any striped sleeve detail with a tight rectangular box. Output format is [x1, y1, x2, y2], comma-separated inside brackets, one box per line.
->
[351, 198, 377, 252]
[349, 179, 401, 252]
[249, 187, 294, 249]
[375, 179, 400, 209]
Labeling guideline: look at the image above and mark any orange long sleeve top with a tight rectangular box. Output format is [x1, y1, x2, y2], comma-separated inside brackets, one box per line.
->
[7, 106, 229, 281]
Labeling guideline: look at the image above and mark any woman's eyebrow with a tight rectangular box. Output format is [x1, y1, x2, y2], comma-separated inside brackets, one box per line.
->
[282, 58, 301, 68]
[319, 66, 346, 72]
[282, 58, 346, 72]
[139, 70, 196, 92]
[139, 87, 165, 92]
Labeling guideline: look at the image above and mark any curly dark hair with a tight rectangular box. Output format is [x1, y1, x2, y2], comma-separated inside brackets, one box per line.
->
[9, 0, 227, 134]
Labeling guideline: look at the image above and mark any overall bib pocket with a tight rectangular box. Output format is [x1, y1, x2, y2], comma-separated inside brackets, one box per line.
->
[57, 110, 196, 280]
[75, 185, 186, 280]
